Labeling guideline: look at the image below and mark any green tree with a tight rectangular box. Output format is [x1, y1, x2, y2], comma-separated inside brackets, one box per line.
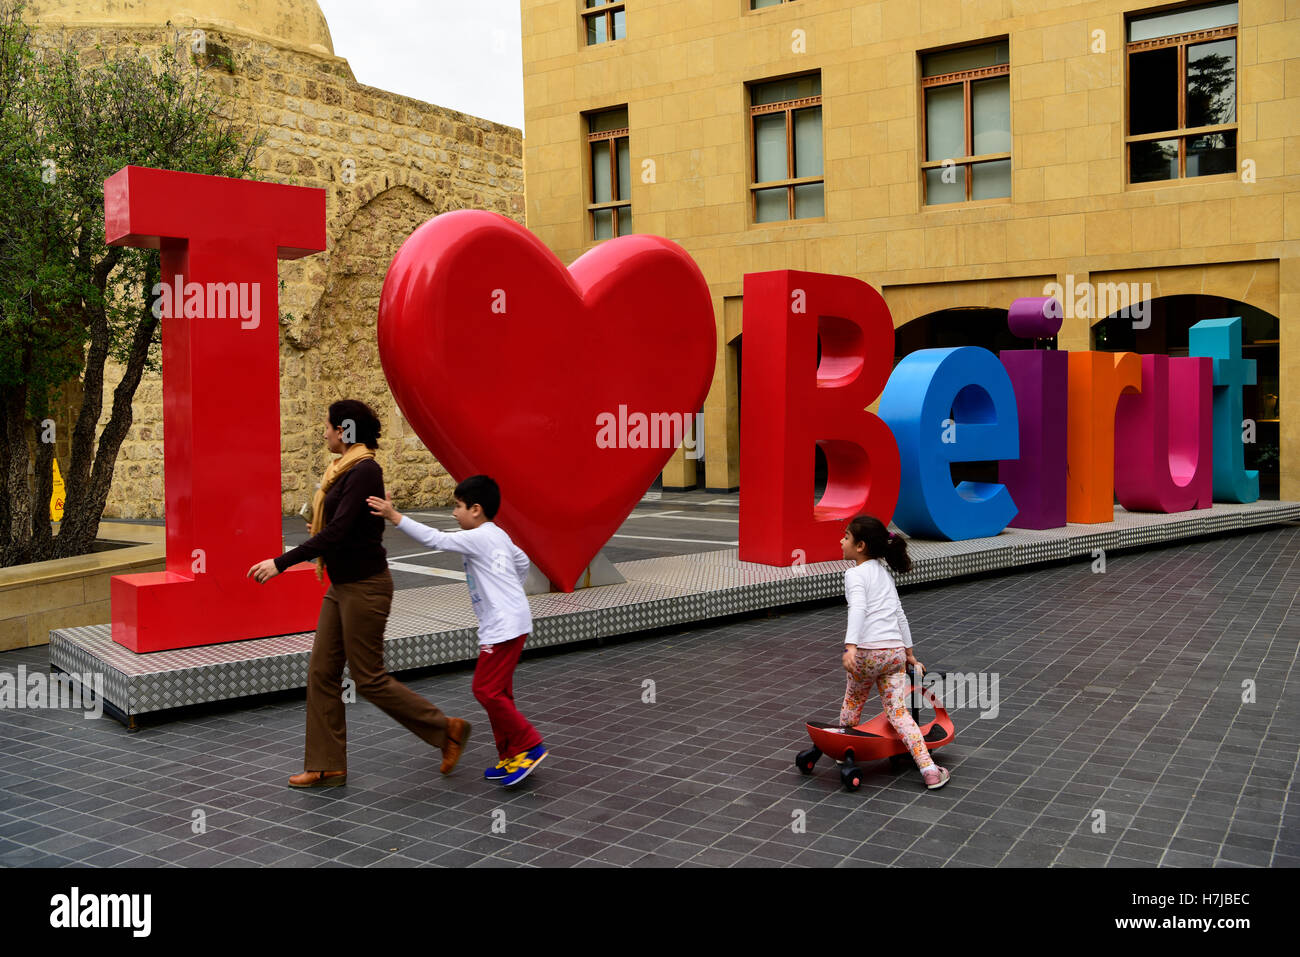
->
[0, 0, 265, 567]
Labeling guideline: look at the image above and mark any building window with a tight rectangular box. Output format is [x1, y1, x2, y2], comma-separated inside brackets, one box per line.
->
[1126, 1, 1237, 184]
[750, 0, 799, 8]
[584, 1, 626, 45]
[587, 108, 631, 240]
[920, 40, 1011, 205]
[749, 74, 823, 223]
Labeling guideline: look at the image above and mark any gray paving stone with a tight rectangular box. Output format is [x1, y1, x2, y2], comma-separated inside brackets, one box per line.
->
[5, 524, 1298, 869]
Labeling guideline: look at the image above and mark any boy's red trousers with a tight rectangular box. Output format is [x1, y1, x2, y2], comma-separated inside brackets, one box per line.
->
[472, 634, 544, 760]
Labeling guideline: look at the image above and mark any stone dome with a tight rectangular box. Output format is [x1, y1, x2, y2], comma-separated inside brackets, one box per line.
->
[29, 0, 336, 57]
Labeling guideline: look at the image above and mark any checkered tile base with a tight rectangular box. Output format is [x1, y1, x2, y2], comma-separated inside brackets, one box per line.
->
[47, 501, 1300, 724]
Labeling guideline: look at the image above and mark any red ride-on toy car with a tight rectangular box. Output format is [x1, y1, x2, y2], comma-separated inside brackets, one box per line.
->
[796, 668, 954, 791]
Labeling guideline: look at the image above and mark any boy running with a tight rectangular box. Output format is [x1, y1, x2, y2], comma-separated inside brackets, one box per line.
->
[368, 475, 547, 786]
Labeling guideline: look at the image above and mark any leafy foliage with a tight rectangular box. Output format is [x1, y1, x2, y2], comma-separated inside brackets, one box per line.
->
[0, 0, 266, 565]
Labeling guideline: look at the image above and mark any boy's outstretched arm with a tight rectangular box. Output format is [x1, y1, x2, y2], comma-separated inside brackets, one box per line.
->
[366, 493, 487, 555]
[367, 492, 403, 526]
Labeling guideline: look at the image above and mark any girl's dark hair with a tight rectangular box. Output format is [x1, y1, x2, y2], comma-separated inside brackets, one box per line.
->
[328, 399, 381, 450]
[847, 514, 911, 574]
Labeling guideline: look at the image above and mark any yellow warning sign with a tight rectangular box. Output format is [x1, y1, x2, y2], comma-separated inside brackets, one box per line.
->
[50, 457, 65, 522]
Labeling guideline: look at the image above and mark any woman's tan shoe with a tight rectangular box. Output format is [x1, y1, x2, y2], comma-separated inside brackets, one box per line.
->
[288, 770, 347, 788]
[440, 718, 472, 774]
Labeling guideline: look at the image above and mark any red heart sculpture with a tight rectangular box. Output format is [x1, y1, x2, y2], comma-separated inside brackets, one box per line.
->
[377, 211, 717, 592]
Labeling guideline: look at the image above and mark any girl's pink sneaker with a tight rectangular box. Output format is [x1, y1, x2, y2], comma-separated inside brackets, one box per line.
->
[922, 766, 949, 790]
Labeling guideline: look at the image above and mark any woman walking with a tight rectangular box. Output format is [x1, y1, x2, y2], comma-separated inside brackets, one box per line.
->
[247, 399, 471, 787]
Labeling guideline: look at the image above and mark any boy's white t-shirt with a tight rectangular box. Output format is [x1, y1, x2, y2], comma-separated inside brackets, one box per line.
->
[396, 516, 533, 645]
[844, 558, 913, 650]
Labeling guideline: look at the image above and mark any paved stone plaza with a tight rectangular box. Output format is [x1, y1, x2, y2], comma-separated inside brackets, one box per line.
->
[2, 511, 1297, 868]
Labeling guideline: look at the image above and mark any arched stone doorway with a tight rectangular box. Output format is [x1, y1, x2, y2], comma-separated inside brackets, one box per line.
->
[280, 185, 446, 513]
[893, 306, 1026, 356]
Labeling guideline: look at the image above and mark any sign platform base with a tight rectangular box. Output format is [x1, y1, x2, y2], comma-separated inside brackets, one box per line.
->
[48, 501, 1300, 728]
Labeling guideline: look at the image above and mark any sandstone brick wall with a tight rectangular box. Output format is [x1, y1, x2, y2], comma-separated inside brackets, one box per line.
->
[36, 26, 525, 519]
[521, 0, 1299, 497]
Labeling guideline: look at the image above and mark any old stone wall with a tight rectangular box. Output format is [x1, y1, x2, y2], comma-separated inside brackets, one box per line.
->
[36, 25, 524, 518]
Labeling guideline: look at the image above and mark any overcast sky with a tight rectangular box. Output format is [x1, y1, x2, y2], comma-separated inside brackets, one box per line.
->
[316, 0, 525, 131]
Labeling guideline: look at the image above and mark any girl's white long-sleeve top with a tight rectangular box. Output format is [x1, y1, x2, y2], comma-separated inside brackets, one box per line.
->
[843, 558, 912, 650]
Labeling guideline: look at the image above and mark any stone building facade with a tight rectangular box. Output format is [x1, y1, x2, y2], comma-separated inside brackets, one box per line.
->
[522, 0, 1298, 500]
[30, 0, 525, 517]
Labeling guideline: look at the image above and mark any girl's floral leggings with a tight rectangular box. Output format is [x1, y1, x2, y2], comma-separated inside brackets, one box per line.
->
[839, 646, 936, 773]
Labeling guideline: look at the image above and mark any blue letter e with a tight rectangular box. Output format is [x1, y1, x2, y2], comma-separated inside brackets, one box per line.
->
[880, 347, 1019, 540]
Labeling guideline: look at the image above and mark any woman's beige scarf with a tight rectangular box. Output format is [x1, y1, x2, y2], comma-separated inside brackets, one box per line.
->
[308, 443, 376, 580]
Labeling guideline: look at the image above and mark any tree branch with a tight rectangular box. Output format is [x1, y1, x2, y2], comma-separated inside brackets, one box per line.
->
[56, 258, 159, 557]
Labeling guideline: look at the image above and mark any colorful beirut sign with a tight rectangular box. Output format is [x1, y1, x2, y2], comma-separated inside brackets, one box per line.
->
[101, 167, 1257, 652]
[739, 270, 1257, 566]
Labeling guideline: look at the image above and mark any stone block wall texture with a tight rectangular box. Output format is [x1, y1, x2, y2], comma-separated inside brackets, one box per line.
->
[31, 16, 525, 518]
[521, 0, 1299, 497]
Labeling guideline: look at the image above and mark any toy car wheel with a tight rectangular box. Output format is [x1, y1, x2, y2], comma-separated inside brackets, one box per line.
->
[839, 765, 862, 791]
[888, 753, 909, 772]
[795, 746, 822, 774]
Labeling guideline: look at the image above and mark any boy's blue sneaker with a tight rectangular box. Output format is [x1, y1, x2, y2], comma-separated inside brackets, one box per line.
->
[484, 758, 512, 782]
[500, 744, 548, 787]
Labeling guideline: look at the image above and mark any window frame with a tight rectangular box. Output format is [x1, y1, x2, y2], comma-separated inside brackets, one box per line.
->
[586, 111, 632, 241]
[919, 53, 1012, 207]
[1124, 20, 1238, 187]
[583, 1, 626, 47]
[747, 78, 825, 224]
[747, 0, 800, 11]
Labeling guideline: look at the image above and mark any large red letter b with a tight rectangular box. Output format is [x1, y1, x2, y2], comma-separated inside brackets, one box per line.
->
[739, 270, 900, 566]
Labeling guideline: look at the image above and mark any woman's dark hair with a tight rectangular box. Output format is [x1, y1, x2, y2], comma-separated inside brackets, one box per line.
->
[328, 399, 382, 450]
[847, 514, 911, 574]
[455, 474, 501, 519]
